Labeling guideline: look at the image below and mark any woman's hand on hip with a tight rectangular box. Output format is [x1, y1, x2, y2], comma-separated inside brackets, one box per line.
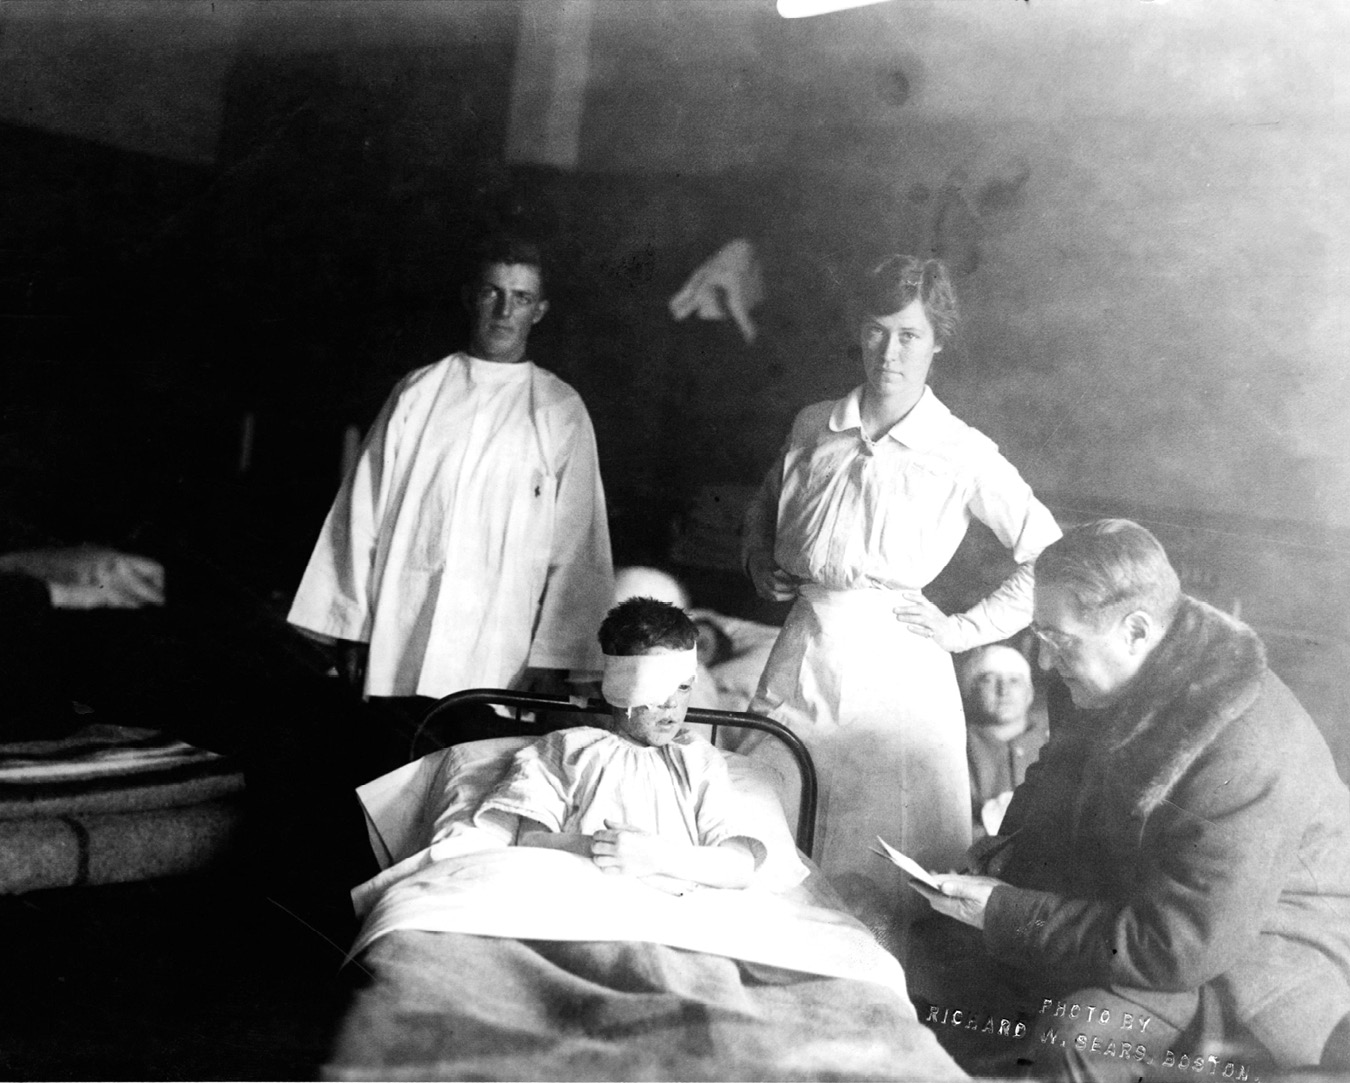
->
[747, 551, 800, 602]
[892, 590, 962, 651]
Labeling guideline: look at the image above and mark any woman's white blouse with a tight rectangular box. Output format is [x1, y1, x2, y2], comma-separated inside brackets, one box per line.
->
[744, 386, 1062, 653]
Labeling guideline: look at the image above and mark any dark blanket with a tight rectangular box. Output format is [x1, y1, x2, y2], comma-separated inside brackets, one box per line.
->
[325, 930, 965, 1082]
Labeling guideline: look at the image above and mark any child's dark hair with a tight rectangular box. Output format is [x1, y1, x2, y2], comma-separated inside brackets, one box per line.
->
[598, 597, 697, 656]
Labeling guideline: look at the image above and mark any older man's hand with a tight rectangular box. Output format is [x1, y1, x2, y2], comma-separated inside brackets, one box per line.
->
[924, 873, 1003, 929]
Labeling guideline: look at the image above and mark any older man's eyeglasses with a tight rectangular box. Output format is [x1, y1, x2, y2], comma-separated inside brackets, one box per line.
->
[1029, 623, 1080, 654]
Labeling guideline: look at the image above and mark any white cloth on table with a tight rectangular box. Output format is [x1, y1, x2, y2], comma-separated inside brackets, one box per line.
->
[473, 726, 767, 865]
[741, 384, 1060, 940]
[287, 353, 614, 699]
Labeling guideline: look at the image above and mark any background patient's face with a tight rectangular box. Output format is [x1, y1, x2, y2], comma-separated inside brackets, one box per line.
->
[969, 655, 1034, 729]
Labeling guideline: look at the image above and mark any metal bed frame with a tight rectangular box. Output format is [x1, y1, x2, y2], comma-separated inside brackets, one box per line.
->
[415, 689, 818, 858]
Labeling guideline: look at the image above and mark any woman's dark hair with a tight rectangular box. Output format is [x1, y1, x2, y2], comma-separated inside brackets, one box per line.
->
[473, 234, 547, 299]
[598, 597, 698, 656]
[858, 254, 958, 346]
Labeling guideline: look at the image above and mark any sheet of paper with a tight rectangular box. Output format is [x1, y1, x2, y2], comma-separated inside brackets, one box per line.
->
[872, 836, 941, 890]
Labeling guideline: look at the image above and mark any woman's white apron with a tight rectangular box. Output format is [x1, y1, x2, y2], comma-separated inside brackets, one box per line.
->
[746, 583, 971, 945]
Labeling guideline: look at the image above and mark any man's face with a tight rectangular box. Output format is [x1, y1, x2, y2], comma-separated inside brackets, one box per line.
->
[1032, 583, 1143, 710]
[609, 648, 694, 748]
[860, 297, 940, 403]
[968, 651, 1034, 730]
[466, 262, 548, 364]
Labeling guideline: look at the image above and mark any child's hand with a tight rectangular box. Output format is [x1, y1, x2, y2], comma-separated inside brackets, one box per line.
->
[590, 819, 669, 877]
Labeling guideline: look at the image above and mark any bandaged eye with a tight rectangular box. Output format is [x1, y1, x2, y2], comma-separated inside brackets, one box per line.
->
[602, 650, 698, 711]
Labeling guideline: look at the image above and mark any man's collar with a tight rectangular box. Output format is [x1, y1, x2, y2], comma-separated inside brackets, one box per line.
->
[463, 351, 530, 366]
[828, 385, 950, 450]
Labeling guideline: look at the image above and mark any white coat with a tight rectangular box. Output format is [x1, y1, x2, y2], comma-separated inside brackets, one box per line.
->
[288, 354, 614, 699]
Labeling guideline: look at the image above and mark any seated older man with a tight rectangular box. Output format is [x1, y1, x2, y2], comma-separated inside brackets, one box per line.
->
[909, 519, 1350, 1081]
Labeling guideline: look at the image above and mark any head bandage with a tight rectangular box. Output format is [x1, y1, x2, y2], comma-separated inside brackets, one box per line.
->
[601, 649, 697, 710]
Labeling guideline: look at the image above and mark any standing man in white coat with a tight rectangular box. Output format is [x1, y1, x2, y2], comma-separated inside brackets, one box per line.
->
[289, 237, 614, 756]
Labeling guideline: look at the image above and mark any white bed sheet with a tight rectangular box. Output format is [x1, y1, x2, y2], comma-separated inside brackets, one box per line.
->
[348, 845, 913, 1004]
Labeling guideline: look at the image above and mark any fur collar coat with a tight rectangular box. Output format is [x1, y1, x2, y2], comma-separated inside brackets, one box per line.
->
[983, 596, 1350, 1064]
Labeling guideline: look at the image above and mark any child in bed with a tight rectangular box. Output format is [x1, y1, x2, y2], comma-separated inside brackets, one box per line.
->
[472, 596, 766, 890]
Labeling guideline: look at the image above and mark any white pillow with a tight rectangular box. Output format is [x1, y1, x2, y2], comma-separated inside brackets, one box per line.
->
[358, 736, 531, 869]
[357, 734, 808, 890]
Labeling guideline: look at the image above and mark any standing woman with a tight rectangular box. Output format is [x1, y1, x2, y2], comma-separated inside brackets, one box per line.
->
[741, 255, 1060, 945]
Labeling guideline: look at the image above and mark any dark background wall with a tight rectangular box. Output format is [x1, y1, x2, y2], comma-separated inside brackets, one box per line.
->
[1, 0, 1347, 759]
[0, 0, 523, 584]
[582, 1, 1350, 541]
